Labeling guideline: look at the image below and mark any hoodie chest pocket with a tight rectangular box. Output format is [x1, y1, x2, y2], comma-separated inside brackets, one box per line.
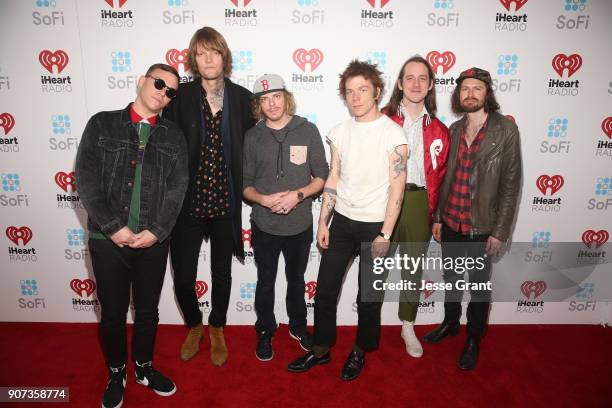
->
[290, 145, 307, 165]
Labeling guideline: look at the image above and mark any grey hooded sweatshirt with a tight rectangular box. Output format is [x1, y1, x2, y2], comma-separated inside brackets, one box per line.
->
[243, 115, 329, 236]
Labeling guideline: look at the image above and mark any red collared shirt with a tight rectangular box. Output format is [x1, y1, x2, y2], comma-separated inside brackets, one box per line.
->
[129, 103, 158, 126]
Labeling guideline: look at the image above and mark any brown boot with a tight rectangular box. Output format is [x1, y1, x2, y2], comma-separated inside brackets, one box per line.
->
[180, 322, 203, 361]
[209, 326, 228, 366]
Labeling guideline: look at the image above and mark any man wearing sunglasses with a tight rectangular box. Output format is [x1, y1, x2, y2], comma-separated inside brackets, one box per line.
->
[76, 63, 188, 408]
[164, 27, 256, 366]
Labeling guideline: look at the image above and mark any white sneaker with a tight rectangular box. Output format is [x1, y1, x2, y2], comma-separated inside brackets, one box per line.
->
[401, 321, 423, 358]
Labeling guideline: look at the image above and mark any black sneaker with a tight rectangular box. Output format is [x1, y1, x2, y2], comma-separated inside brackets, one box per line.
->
[289, 329, 313, 351]
[134, 361, 176, 397]
[102, 364, 126, 408]
[255, 331, 273, 361]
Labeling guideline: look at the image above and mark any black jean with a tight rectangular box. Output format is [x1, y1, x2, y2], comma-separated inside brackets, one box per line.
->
[89, 238, 169, 367]
[441, 222, 492, 337]
[252, 222, 312, 335]
[314, 212, 385, 352]
[170, 211, 234, 328]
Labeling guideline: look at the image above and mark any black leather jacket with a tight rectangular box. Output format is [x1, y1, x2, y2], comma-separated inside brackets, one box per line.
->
[434, 112, 522, 241]
[75, 104, 189, 242]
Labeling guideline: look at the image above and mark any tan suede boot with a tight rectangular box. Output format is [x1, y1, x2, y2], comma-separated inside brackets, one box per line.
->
[209, 326, 228, 366]
[180, 322, 203, 361]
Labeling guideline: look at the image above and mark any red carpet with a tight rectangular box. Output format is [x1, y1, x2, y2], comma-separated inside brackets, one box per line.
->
[0, 323, 610, 407]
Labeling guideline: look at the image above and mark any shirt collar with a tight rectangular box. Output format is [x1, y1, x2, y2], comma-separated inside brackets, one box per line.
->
[129, 103, 158, 126]
[399, 101, 428, 125]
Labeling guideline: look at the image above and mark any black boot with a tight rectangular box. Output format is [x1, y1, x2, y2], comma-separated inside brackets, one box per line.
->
[423, 321, 460, 344]
[458, 336, 480, 370]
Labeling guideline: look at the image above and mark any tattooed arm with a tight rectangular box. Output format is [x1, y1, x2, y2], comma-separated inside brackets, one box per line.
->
[317, 143, 340, 249]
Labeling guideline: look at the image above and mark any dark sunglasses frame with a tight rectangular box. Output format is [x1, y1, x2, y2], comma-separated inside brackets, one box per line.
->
[146, 75, 177, 99]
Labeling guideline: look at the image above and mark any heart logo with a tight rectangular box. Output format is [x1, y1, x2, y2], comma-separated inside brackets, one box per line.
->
[601, 117, 612, 139]
[242, 228, 252, 248]
[38, 50, 69, 74]
[551, 54, 582, 78]
[70, 279, 96, 297]
[581, 230, 609, 249]
[104, 0, 128, 7]
[499, 0, 528, 12]
[229, 0, 252, 6]
[305, 281, 317, 300]
[165, 49, 189, 73]
[5, 226, 33, 246]
[521, 281, 547, 299]
[55, 171, 76, 193]
[366, 0, 391, 7]
[426, 51, 456, 75]
[195, 280, 209, 299]
[423, 281, 435, 299]
[292, 48, 324, 73]
[0, 113, 15, 135]
[536, 175, 564, 196]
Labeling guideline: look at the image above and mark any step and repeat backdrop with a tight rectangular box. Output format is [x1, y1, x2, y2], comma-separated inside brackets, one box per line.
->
[0, 0, 611, 326]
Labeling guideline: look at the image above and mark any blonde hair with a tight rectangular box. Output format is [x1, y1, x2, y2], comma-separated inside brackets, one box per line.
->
[187, 27, 232, 77]
[251, 90, 297, 121]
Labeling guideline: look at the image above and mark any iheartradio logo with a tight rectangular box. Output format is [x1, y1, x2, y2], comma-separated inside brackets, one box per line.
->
[242, 228, 252, 247]
[6, 226, 33, 246]
[0, 112, 15, 135]
[499, 0, 528, 12]
[70, 279, 96, 297]
[105, 0, 128, 7]
[601, 117, 612, 139]
[551, 54, 582, 78]
[55, 171, 76, 193]
[536, 175, 564, 195]
[422, 281, 435, 299]
[195, 280, 209, 299]
[305, 281, 317, 300]
[521, 280, 546, 299]
[165, 49, 189, 73]
[230, 0, 252, 6]
[426, 51, 455, 75]
[39, 50, 69, 74]
[366, 0, 391, 7]
[581, 230, 609, 249]
[293, 49, 324, 72]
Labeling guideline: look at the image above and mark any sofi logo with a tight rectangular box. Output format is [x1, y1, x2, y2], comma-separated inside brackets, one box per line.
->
[557, 1, 589, 31]
[499, 0, 528, 12]
[239, 282, 256, 299]
[521, 280, 546, 299]
[111, 51, 131, 72]
[305, 281, 317, 300]
[20, 279, 39, 296]
[232, 50, 253, 72]
[33, 1, 65, 26]
[434, 0, 454, 9]
[0, 112, 15, 135]
[39, 49, 69, 74]
[588, 177, 612, 211]
[547, 118, 568, 137]
[536, 175, 564, 195]
[66, 228, 85, 246]
[426, 50, 455, 75]
[51, 114, 71, 135]
[552, 54, 582, 78]
[293, 48, 323, 72]
[366, 51, 387, 71]
[497, 55, 518, 75]
[531, 231, 551, 248]
[55, 171, 76, 193]
[292, 0, 324, 25]
[36, 0, 57, 6]
[162, 0, 195, 25]
[594, 177, 611, 196]
[70, 278, 96, 297]
[581, 230, 608, 248]
[1, 173, 21, 192]
[6, 226, 33, 246]
[564, 0, 587, 12]
[196, 280, 209, 299]
[575, 282, 594, 299]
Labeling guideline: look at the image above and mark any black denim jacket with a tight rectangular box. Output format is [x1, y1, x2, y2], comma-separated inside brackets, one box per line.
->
[75, 104, 189, 242]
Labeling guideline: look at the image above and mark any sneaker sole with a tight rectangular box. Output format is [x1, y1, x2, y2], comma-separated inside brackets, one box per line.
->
[135, 379, 177, 397]
[288, 332, 310, 352]
[255, 351, 273, 362]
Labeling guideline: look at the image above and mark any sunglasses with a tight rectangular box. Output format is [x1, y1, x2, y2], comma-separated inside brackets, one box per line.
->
[146, 75, 177, 99]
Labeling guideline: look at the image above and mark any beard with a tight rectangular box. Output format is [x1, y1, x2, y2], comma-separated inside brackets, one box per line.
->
[460, 98, 485, 113]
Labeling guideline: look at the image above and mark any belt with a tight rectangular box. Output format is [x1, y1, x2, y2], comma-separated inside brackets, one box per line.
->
[406, 183, 426, 191]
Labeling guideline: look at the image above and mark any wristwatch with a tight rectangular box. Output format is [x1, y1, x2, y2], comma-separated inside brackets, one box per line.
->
[296, 190, 304, 202]
[377, 232, 391, 240]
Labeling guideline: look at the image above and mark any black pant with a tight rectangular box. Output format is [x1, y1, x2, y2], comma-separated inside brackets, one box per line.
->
[89, 238, 169, 367]
[441, 223, 492, 337]
[252, 223, 312, 334]
[170, 211, 234, 328]
[314, 212, 384, 352]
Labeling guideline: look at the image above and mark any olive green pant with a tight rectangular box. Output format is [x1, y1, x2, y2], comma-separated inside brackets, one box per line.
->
[391, 190, 431, 323]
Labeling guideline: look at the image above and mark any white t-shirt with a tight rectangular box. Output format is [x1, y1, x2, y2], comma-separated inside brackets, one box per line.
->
[327, 114, 407, 222]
